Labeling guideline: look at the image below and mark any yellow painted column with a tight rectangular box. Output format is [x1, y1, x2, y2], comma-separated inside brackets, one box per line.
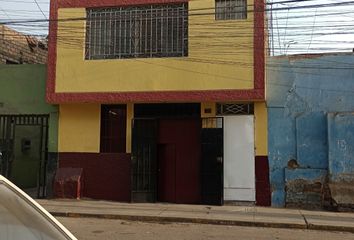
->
[201, 102, 217, 128]
[254, 102, 268, 156]
[126, 103, 134, 153]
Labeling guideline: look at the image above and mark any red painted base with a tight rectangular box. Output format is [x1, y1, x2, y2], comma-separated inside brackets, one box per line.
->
[255, 156, 271, 206]
[58, 153, 131, 202]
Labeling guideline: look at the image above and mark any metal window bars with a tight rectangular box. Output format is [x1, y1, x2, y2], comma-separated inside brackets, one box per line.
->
[215, 0, 247, 20]
[216, 103, 254, 115]
[85, 3, 188, 60]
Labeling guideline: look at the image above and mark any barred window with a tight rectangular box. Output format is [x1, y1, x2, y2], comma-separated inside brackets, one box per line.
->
[85, 3, 188, 60]
[215, 0, 247, 20]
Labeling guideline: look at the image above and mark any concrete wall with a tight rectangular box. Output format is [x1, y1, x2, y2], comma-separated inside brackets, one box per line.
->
[328, 112, 354, 207]
[267, 54, 354, 208]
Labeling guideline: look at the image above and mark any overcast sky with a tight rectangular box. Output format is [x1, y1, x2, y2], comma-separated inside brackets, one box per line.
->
[0, 0, 354, 55]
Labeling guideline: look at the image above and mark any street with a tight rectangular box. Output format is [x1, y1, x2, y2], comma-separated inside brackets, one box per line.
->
[57, 217, 354, 240]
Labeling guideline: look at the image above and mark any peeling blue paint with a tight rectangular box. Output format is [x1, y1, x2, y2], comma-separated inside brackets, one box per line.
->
[285, 168, 327, 182]
[267, 54, 354, 207]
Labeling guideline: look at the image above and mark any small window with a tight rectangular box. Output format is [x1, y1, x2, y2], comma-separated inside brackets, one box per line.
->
[100, 105, 127, 153]
[216, 103, 254, 115]
[215, 0, 247, 20]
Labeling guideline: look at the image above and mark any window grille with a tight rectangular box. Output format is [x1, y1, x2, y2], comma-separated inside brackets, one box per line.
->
[85, 3, 188, 60]
[215, 0, 247, 20]
[216, 103, 254, 115]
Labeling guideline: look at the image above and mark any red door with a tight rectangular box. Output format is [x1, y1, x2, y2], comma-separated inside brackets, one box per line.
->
[158, 144, 176, 202]
[157, 119, 201, 204]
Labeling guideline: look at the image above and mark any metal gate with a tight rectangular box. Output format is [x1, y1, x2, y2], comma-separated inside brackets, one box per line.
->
[131, 118, 158, 203]
[0, 115, 49, 198]
[131, 117, 224, 205]
[201, 117, 224, 205]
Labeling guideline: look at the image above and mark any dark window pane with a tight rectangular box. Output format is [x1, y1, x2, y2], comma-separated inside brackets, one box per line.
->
[100, 105, 127, 153]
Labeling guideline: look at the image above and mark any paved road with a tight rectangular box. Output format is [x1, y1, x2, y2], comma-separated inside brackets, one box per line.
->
[58, 217, 354, 240]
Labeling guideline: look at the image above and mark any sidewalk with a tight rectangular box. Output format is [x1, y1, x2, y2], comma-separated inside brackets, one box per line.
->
[37, 199, 354, 233]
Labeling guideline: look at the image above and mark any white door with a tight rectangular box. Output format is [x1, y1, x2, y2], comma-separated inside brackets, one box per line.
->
[223, 115, 255, 201]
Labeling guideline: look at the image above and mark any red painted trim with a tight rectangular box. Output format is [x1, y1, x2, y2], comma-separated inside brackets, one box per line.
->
[58, 0, 188, 8]
[254, 0, 265, 90]
[49, 89, 264, 103]
[46, 0, 265, 103]
[46, 0, 58, 102]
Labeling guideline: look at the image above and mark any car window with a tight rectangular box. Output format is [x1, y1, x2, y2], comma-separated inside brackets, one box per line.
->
[0, 177, 76, 240]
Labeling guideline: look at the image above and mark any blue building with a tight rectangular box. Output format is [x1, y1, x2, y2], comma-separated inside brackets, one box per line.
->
[267, 53, 354, 209]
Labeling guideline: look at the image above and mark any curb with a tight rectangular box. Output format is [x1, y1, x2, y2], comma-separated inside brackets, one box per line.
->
[50, 211, 354, 233]
[51, 211, 307, 230]
[308, 224, 354, 233]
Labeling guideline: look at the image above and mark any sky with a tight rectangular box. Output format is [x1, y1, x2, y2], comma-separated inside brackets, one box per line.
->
[268, 0, 354, 55]
[0, 0, 354, 55]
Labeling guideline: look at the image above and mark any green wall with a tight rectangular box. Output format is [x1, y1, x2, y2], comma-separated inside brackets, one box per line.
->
[0, 64, 58, 188]
[0, 64, 58, 152]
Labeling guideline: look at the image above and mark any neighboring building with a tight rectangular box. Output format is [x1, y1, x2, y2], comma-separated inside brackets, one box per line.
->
[0, 64, 58, 198]
[0, 25, 47, 64]
[267, 53, 354, 210]
[47, 0, 269, 205]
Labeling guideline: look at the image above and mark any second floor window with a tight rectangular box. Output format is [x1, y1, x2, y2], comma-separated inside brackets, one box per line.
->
[215, 0, 247, 20]
[85, 3, 188, 60]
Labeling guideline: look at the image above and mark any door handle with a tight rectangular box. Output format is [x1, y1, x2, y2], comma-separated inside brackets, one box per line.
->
[216, 157, 223, 163]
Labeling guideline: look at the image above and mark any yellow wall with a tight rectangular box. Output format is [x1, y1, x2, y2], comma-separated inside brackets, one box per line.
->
[254, 102, 268, 156]
[55, 1, 255, 93]
[201, 102, 216, 118]
[58, 104, 101, 152]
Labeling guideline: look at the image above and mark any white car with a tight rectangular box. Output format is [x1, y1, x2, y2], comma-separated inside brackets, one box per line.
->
[0, 175, 77, 240]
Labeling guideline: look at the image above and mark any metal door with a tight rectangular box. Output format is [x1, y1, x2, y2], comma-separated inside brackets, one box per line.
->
[200, 117, 224, 205]
[224, 115, 255, 201]
[0, 115, 49, 198]
[131, 118, 158, 202]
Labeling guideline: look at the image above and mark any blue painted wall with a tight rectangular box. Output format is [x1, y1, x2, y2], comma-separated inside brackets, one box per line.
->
[327, 112, 354, 205]
[267, 53, 354, 207]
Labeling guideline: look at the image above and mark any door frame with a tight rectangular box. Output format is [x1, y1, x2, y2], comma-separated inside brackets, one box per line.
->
[200, 117, 224, 205]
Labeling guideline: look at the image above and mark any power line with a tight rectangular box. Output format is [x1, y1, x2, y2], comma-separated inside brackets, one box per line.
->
[33, 0, 47, 20]
[1, 0, 354, 56]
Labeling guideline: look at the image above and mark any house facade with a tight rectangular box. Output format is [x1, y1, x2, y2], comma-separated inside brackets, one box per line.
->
[47, 0, 269, 205]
